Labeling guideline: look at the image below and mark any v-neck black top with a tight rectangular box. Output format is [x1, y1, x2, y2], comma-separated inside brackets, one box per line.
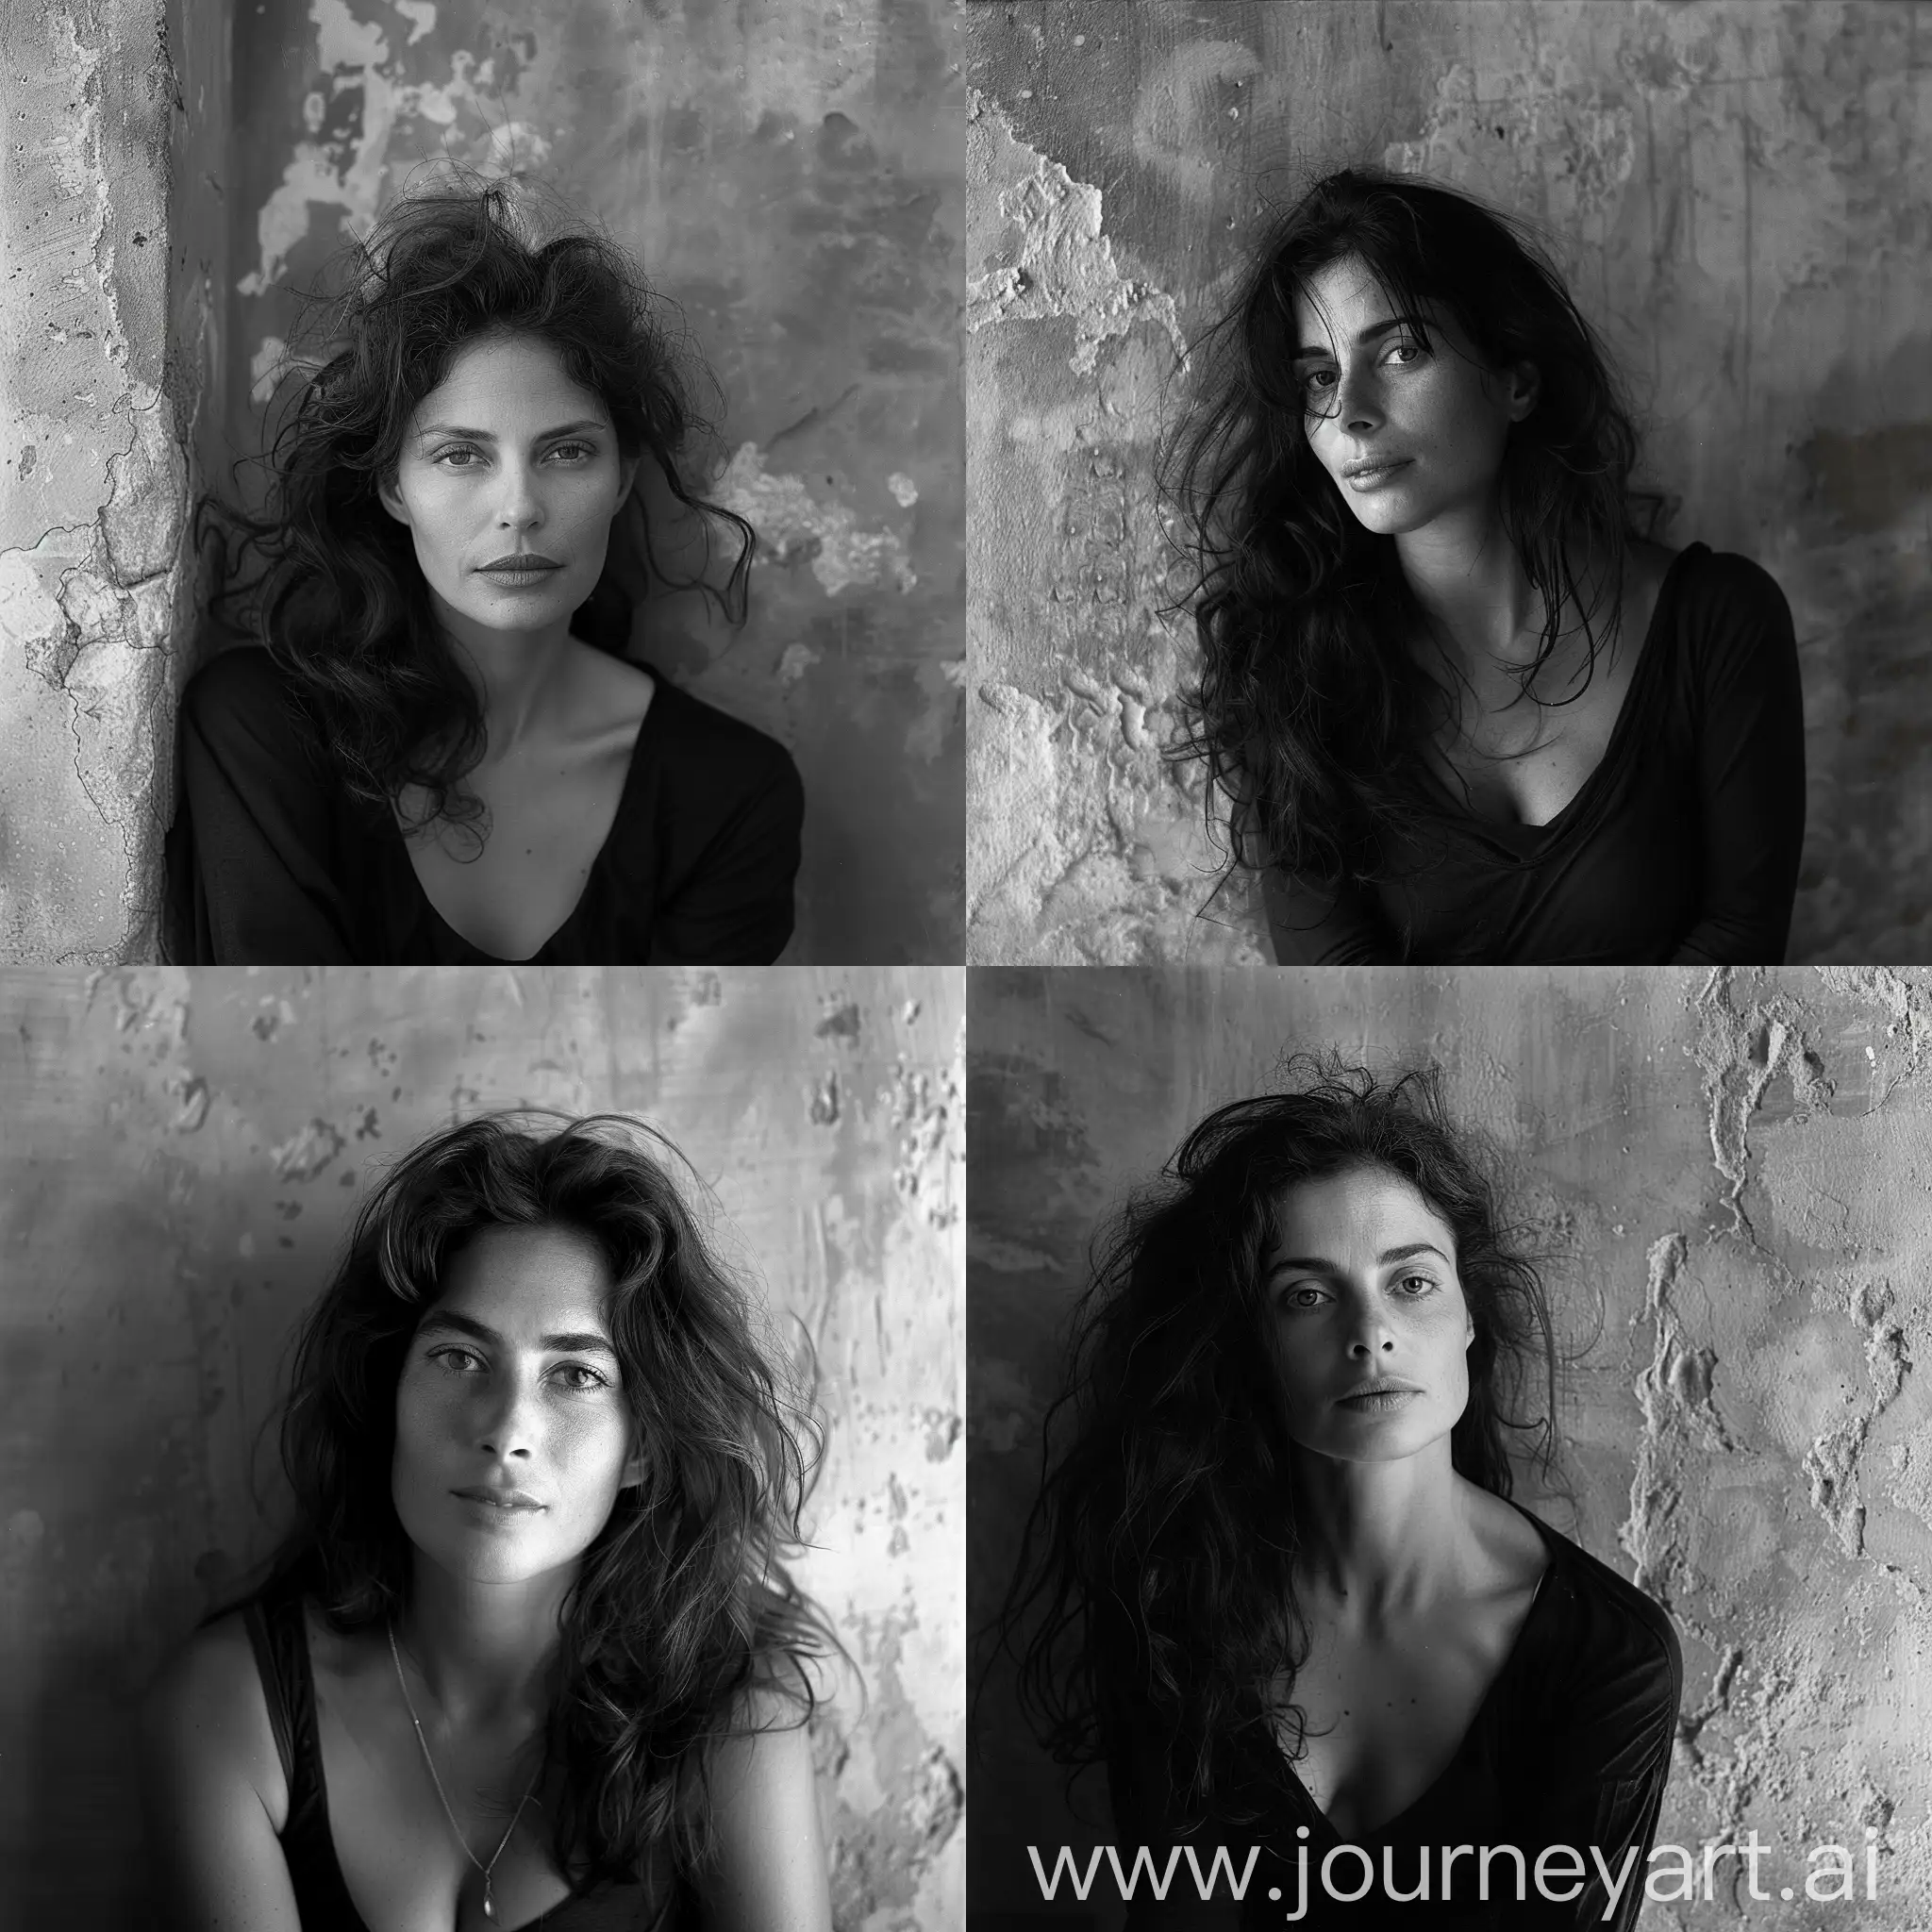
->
[239, 1573, 674, 1930]
[1108, 1506, 1682, 1930]
[167, 644, 803, 964]
[1266, 544, 1806, 964]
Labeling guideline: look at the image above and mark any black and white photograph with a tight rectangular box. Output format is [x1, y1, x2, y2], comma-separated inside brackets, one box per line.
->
[965, 2, 1932, 966]
[4, 966, 962, 1927]
[10, 0, 1932, 1927]
[0, 0, 961, 967]
[970, 967, 1925, 1928]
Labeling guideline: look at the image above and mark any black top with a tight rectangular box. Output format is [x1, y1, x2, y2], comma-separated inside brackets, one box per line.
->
[238, 1573, 665, 1931]
[1109, 1506, 1682, 1930]
[168, 645, 803, 964]
[1269, 544, 1806, 964]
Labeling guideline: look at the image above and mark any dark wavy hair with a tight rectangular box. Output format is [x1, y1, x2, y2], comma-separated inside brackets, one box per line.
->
[204, 1111, 831, 1917]
[1166, 167, 1665, 905]
[199, 177, 752, 834]
[991, 1058, 1557, 1836]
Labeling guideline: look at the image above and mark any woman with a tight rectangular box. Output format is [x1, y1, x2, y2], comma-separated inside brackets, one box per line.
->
[995, 1062, 1680, 1928]
[166, 182, 801, 965]
[1168, 169, 1805, 965]
[138, 1113, 834, 1931]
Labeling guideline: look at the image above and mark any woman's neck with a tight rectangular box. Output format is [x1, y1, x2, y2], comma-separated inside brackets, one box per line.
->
[1393, 497, 1547, 672]
[394, 1558, 569, 1734]
[436, 603, 584, 759]
[1291, 1448, 1489, 1624]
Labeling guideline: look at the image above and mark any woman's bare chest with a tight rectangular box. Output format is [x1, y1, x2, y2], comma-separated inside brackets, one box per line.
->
[1433, 643, 1638, 828]
[313, 1652, 572, 1932]
[1278, 1621, 1507, 1840]
[1428, 554, 1667, 828]
[403, 734, 638, 960]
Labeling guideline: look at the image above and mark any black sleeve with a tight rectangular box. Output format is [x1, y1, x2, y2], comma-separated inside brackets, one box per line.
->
[1670, 557, 1806, 965]
[1263, 866, 1400, 965]
[1523, 1595, 1682, 1930]
[172, 650, 357, 964]
[648, 736, 804, 966]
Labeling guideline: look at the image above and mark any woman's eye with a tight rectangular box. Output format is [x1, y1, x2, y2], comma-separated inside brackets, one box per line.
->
[546, 441, 596, 462]
[1393, 1274, 1438, 1297]
[1302, 368, 1337, 395]
[1278, 1284, 1325, 1309]
[431, 446, 482, 469]
[426, 1348, 608, 1390]
[1387, 338, 1424, 366]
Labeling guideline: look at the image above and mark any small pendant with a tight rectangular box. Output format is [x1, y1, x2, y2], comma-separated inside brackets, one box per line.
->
[483, 1886, 496, 1923]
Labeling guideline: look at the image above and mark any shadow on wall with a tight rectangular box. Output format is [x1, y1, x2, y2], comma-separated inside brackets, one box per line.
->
[967, 965, 1930, 1925]
[965, 0, 1932, 965]
[4, 967, 964, 1928]
[208, 0, 964, 965]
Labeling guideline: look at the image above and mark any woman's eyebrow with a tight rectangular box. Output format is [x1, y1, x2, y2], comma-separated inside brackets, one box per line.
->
[415, 1307, 620, 1359]
[1291, 317, 1416, 362]
[1264, 1241, 1450, 1275]
[413, 418, 609, 441]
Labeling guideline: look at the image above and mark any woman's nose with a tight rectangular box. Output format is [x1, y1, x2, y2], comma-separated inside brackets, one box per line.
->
[1333, 365, 1381, 434]
[1344, 1302, 1397, 1356]
[494, 463, 544, 529]
[475, 1375, 542, 1457]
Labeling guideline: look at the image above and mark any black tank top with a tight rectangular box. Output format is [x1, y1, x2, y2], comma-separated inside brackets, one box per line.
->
[239, 1576, 660, 1929]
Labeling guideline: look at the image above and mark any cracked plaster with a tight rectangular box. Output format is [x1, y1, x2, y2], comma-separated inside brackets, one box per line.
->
[0, 0, 203, 961]
[971, 966, 1930, 1927]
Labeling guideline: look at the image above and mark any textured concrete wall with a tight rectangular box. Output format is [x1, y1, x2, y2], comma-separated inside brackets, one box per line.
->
[2, 966, 963, 1930]
[225, 0, 965, 964]
[965, 1, 1932, 965]
[970, 966, 1930, 1928]
[0, 0, 214, 962]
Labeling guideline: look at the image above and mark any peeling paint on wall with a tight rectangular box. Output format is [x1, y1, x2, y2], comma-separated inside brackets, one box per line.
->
[970, 966, 1931, 1927]
[710, 444, 917, 598]
[2, 965, 963, 1928]
[965, 95, 1187, 377]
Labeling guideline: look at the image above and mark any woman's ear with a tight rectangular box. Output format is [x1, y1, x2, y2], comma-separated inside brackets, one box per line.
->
[617, 453, 641, 502]
[1503, 360, 1541, 423]
[377, 471, 411, 526]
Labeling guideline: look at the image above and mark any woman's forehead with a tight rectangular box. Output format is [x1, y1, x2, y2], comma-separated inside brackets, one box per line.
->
[433, 1223, 615, 1327]
[1265, 1166, 1457, 1254]
[1290, 256, 1455, 350]
[409, 332, 613, 428]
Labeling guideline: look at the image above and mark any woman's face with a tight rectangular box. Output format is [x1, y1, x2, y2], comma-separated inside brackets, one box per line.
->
[1292, 254, 1538, 539]
[378, 332, 641, 642]
[1261, 1164, 1475, 1466]
[392, 1223, 641, 1587]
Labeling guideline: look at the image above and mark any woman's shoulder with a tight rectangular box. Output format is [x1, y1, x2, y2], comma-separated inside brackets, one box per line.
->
[642, 668, 799, 778]
[1520, 1508, 1682, 1694]
[138, 1601, 291, 1832]
[182, 642, 296, 707]
[179, 646, 314, 750]
[1664, 541, 1794, 634]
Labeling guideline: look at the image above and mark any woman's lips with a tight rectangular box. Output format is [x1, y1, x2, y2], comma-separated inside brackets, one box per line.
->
[1342, 459, 1410, 491]
[1336, 1386, 1422, 1411]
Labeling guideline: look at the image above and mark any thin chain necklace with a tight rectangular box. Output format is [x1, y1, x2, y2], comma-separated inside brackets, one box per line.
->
[388, 1619, 543, 1924]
